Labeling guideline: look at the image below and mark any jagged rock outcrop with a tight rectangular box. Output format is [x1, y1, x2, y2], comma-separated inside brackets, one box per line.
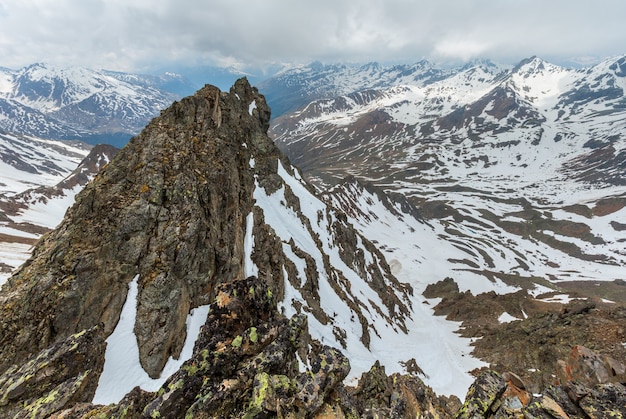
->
[556, 345, 626, 387]
[353, 361, 461, 418]
[0, 78, 275, 379]
[0, 325, 105, 418]
[0, 78, 419, 417]
[455, 346, 626, 418]
[37, 275, 450, 419]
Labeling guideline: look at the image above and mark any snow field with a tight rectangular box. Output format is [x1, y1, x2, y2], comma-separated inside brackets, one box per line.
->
[254, 160, 488, 397]
[93, 275, 210, 405]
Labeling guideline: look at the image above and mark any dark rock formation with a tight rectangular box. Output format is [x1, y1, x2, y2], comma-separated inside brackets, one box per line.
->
[1, 78, 625, 418]
[455, 352, 626, 418]
[0, 79, 274, 379]
[0, 325, 105, 418]
[353, 361, 461, 418]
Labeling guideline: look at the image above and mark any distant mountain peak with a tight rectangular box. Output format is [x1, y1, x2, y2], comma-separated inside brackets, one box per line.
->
[0, 63, 182, 146]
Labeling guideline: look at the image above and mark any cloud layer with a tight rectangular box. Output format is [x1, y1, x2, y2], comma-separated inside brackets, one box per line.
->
[0, 0, 624, 72]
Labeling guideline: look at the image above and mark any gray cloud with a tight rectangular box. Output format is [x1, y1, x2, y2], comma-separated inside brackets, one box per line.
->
[0, 0, 624, 72]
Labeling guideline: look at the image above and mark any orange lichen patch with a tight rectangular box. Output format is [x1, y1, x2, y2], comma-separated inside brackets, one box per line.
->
[215, 291, 232, 308]
[502, 372, 532, 407]
[502, 385, 532, 407]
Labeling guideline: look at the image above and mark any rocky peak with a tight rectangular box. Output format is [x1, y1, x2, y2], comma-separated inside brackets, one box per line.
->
[0, 78, 418, 417]
[55, 143, 119, 191]
[0, 78, 275, 379]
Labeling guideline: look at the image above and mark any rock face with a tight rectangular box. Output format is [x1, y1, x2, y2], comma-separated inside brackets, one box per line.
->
[0, 79, 270, 379]
[1, 78, 625, 418]
[556, 345, 626, 387]
[0, 325, 105, 418]
[455, 348, 626, 418]
[0, 79, 420, 417]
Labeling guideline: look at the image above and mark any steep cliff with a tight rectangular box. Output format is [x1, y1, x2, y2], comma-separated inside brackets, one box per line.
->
[0, 79, 419, 417]
[1, 78, 624, 418]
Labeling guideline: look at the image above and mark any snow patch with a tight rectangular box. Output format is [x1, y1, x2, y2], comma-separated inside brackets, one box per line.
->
[498, 312, 520, 324]
[93, 275, 210, 405]
[536, 294, 579, 304]
[244, 211, 259, 278]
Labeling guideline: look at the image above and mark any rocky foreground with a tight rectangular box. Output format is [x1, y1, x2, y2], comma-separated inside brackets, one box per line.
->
[1, 275, 625, 418]
[0, 79, 624, 418]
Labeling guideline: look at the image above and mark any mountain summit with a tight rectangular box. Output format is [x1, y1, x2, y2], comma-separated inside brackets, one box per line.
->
[0, 79, 426, 417]
[0, 78, 624, 418]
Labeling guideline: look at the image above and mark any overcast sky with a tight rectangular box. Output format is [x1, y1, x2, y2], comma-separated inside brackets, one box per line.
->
[0, 0, 624, 74]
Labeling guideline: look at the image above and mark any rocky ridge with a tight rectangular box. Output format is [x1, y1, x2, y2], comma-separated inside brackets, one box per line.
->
[0, 78, 418, 417]
[0, 78, 624, 417]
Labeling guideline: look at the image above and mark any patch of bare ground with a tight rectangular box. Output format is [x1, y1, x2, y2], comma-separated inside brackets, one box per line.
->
[0, 262, 14, 273]
[592, 195, 626, 216]
[0, 232, 37, 245]
[557, 279, 626, 304]
[6, 222, 50, 236]
[472, 301, 626, 394]
[424, 277, 626, 394]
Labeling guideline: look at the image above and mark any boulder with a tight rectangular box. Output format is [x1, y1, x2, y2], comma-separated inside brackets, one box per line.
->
[556, 344, 626, 386]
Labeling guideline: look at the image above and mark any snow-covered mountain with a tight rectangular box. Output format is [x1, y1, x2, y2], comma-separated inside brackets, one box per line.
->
[0, 131, 117, 284]
[270, 56, 626, 301]
[0, 88, 485, 409]
[271, 56, 625, 184]
[258, 60, 458, 117]
[0, 63, 189, 146]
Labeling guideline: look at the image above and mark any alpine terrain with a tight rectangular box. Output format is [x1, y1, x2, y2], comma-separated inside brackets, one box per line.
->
[266, 57, 626, 414]
[0, 131, 118, 284]
[0, 72, 623, 417]
[0, 63, 190, 146]
[271, 56, 626, 299]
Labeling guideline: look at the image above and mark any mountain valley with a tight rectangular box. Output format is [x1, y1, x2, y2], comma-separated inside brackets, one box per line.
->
[0, 57, 625, 417]
[271, 56, 626, 299]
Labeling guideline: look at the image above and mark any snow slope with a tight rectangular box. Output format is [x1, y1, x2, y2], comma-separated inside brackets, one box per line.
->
[93, 275, 210, 405]
[249, 159, 486, 396]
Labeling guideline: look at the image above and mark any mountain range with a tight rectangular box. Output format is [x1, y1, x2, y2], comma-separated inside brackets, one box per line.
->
[0, 58, 625, 417]
[269, 56, 626, 185]
[0, 63, 193, 146]
[270, 55, 626, 296]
